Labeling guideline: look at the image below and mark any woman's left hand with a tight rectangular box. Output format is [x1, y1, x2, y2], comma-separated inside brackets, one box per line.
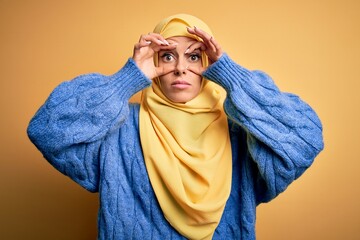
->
[186, 27, 223, 64]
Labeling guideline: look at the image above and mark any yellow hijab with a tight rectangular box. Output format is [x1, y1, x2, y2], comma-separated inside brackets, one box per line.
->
[139, 14, 232, 240]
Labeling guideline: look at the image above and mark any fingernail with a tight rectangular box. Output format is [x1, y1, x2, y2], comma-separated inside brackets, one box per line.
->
[185, 48, 189, 54]
[157, 39, 166, 45]
[163, 39, 170, 45]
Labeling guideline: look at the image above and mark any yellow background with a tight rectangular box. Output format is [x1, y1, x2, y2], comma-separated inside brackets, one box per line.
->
[1, 0, 359, 239]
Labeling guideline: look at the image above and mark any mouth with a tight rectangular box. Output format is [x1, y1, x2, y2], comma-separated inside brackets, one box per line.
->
[171, 80, 191, 89]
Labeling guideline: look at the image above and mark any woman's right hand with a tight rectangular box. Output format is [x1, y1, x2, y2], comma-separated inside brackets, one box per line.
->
[132, 33, 177, 79]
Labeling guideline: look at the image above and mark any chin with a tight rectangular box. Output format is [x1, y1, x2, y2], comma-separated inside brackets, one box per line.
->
[168, 95, 196, 103]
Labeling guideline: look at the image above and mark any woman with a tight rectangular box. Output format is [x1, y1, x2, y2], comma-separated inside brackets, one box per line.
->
[27, 14, 324, 240]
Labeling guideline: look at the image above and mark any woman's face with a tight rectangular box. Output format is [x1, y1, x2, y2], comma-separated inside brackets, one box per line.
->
[158, 36, 203, 103]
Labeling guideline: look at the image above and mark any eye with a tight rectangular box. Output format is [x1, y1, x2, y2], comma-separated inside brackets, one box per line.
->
[160, 52, 175, 62]
[188, 53, 201, 62]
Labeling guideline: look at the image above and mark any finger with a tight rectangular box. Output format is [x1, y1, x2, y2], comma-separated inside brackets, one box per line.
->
[135, 35, 176, 53]
[188, 27, 217, 52]
[186, 26, 196, 35]
[207, 37, 217, 53]
[154, 65, 175, 77]
[209, 36, 219, 48]
[209, 36, 222, 53]
[139, 33, 166, 42]
[141, 33, 170, 46]
[185, 41, 206, 54]
[155, 43, 177, 52]
[134, 40, 151, 51]
[192, 27, 212, 42]
[186, 65, 207, 76]
[208, 37, 223, 61]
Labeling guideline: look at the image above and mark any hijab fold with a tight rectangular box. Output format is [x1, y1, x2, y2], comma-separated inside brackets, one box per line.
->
[139, 14, 232, 240]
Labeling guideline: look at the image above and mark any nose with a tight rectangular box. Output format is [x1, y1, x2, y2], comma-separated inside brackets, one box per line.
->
[174, 58, 187, 75]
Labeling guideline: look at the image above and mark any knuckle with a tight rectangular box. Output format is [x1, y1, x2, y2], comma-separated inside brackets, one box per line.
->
[134, 43, 141, 50]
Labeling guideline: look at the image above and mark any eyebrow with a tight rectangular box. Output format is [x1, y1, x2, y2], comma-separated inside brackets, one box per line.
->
[158, 43, 202, 56]
[159, 49, 177, 55]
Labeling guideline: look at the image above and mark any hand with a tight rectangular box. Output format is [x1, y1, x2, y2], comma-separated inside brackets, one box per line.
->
[186, 26, 223, 64]
[132, 33, 177, 79]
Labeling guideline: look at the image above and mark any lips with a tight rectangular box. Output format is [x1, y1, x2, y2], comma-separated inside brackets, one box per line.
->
[172, 80, 190, 85]
[171, 80, 191, 90]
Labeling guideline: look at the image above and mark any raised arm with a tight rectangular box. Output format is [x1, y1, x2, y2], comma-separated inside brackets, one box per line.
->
[203, 53, 324, 203]
[27, 59, 151, 192]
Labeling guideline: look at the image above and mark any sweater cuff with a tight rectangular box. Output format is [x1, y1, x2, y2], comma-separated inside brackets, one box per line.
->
[111, 58, 152, 99]
[203, 53, 253, 92]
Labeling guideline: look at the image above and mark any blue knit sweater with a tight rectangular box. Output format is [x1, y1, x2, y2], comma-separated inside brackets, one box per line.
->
[27, 54, 324, 239]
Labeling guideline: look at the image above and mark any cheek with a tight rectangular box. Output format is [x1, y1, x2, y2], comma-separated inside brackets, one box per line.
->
[193, 73, 203, 86]
[158, 75, 172, 92]
[189, 62, 204, 79]
[158, 61, 175, 73]
[191, 76, 203, 96]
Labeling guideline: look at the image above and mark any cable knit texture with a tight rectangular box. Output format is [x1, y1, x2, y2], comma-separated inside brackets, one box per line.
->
[27, 56, 324, 239]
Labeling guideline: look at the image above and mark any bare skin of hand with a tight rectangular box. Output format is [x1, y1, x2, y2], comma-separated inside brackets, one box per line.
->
[185, 27, 224, 76]
[132, 33, 177, 79]
[132, 28, 223, 79]
[186, 27, 223, 63]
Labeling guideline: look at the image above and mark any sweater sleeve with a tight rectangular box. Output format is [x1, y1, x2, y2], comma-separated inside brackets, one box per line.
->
[27, 58, 151, 192]
[203, 53, 324, 204]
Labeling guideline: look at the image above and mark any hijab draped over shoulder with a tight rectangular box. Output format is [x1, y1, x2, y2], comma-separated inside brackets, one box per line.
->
[139, 14, 232, 240]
